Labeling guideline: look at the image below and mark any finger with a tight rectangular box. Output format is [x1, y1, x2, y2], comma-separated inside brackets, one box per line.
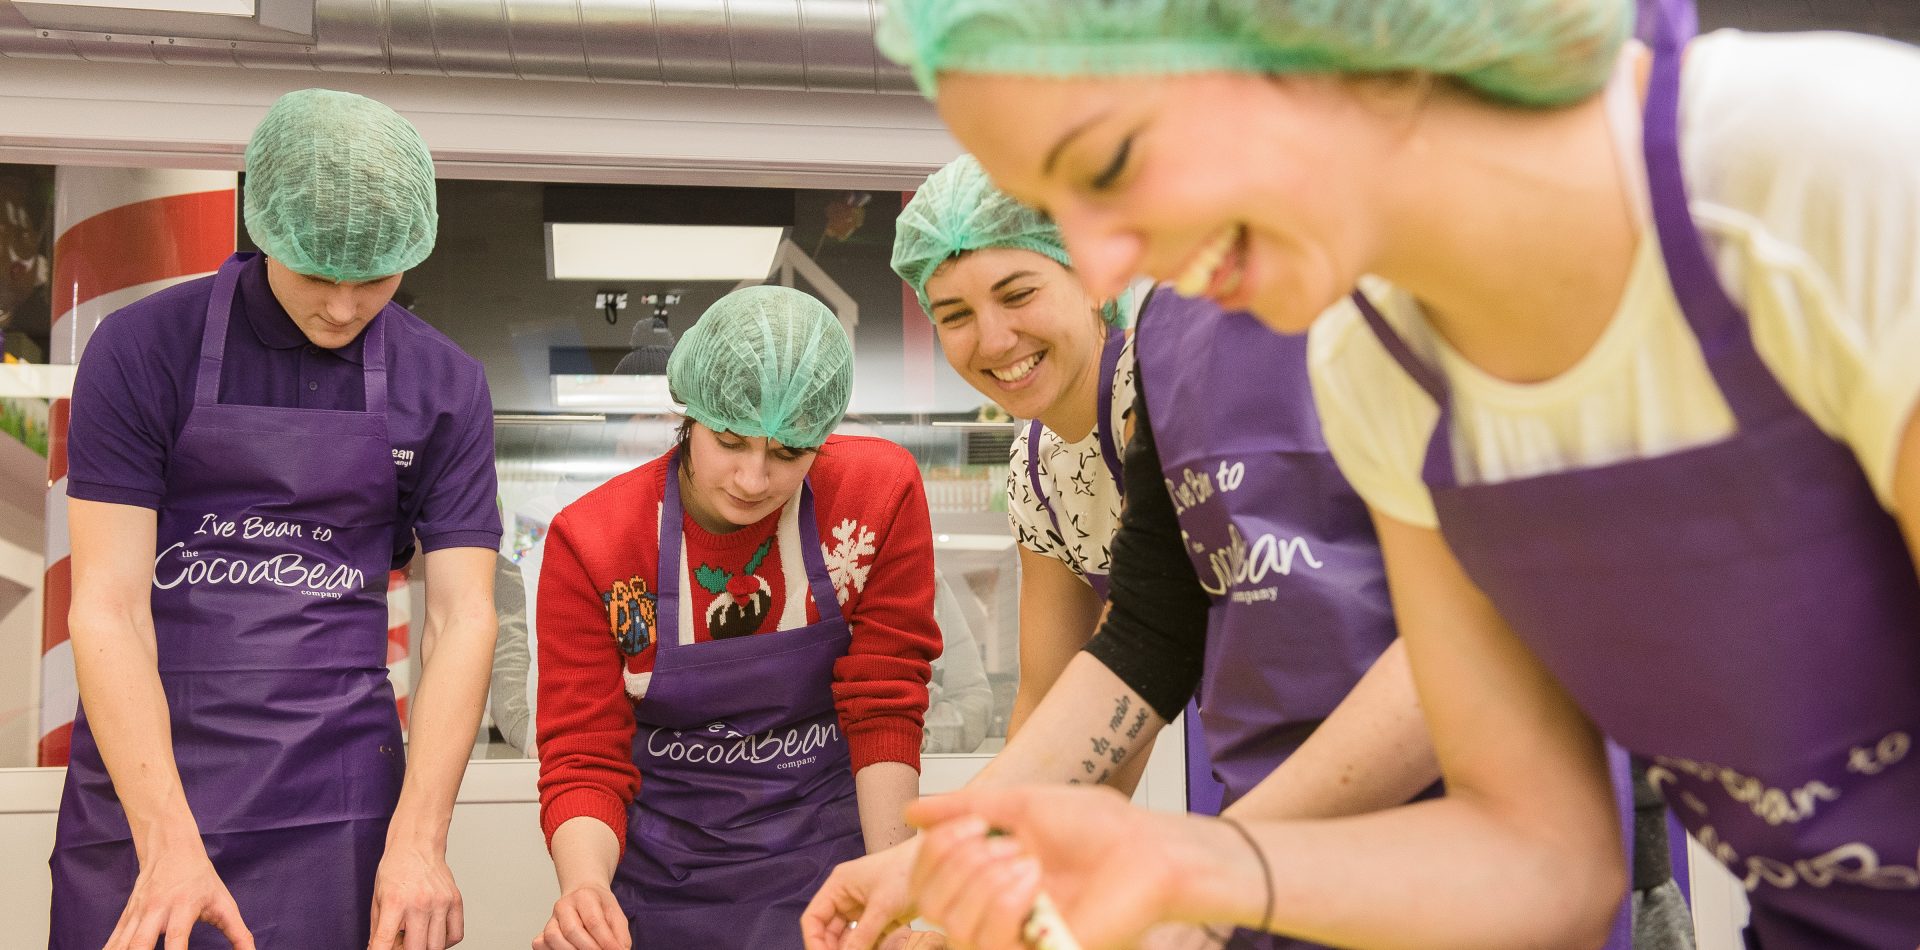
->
[536, 921, 579, 950]
[847, 903, 908, 950]
[369, 900, 404, 950]
[975, 863, 1052, 950]
[554, 900, 599, 950]
[163, 907, 196, 950]
[580, 894, 626, 950]
[913, 830, 1015, 944]
[447, 893, 466, 947]
[800, 880, 852, 949]
[949, 854, 1041, 950]
[405, 904, 430, 950]
[103, 903, 134, 950]
[125, 906, 170, 950]
[903, 792, 974, 830]
[210, 890, 257, 950]
[428, 902, 450, 950]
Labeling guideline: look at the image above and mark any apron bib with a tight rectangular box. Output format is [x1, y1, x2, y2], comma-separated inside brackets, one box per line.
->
[1137, 293, 1449, 950]
[613, 453, 863, 949]
[1353, 4, 1920, 944]
[50, 252, 405, 949]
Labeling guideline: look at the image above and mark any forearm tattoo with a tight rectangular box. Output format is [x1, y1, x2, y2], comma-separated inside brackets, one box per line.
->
[1071, 695, 1143, 785]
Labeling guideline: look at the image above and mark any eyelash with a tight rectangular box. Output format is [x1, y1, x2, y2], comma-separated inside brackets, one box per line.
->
[1090, 134, 1133, 191]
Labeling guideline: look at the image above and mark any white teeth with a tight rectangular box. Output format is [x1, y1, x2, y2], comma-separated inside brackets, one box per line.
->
[1172, 226, 1240, 298]
[989, 353, 1042, 383]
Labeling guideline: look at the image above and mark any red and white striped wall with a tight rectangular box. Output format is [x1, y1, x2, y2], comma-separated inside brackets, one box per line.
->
[38, 168, 235, 767]
[388, 569, 413, 733]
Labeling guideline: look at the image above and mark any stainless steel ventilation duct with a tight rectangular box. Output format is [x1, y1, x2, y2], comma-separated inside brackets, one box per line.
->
[0, 0, 915, 94]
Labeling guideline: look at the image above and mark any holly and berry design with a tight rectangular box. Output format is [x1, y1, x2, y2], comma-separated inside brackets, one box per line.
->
[694, 537, 776, 639]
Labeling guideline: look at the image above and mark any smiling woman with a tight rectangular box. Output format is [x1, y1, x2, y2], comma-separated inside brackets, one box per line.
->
[892, 156, 1135, 753]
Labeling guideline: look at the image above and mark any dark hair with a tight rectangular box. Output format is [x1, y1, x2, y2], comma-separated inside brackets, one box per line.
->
[673, 416, 827, 471]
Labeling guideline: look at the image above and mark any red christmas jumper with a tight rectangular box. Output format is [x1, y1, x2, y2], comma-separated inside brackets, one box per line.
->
[536, 435, 941, 850]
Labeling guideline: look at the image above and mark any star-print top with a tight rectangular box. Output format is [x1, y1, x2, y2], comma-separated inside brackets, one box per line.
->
[534, 435, 941, 850]
[1006, 334, 1137, 585]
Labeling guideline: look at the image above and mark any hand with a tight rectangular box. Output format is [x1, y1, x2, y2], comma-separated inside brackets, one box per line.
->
[533, 884, 630, 950]
[1137, 922, 1230, 950]
[905, 786, 1188, 950]
[105, 832, 255, 950]
[801, 836, 922, 950]
[368, 840, 464, 949]
[882, 930, 951, 950]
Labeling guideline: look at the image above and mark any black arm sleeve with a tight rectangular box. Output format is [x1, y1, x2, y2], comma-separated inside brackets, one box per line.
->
[1083, 375, 1213, 722]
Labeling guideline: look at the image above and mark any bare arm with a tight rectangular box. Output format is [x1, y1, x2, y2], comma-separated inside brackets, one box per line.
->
[68, 500, 190, 860]
[983, 651, 1166, 791]
[1008, 550, 1155, 795]
[856, 762, 921, 853]
[1006, 547, 1103, 736]
[906, 510, 1625, 949]
[370, 545, 497, 949]
[68, 498, 255, 950]
[1222, 638, 1437, 821]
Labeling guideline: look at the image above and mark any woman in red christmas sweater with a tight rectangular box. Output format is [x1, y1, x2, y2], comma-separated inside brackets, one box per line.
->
[532, 285, 940, 950]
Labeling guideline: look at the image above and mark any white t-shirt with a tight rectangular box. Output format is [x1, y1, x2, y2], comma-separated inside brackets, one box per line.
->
[1309, 29, 1920, 530]
[1006, 335, 1138, 581]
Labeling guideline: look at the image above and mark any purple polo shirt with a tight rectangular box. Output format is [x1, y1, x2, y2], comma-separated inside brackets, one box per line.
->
[68, 254, 501, 561]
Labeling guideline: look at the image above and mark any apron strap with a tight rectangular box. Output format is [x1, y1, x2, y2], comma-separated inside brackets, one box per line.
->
[1640, 0, 1800, 429]
[1093, 328, 1128, 492]
[658, 449, 843, 657]
[1024, 420, 1069, 545]
[1349, 291, 1461, 489]
[792, 480, 845, 625]
[362, 305, 390, 418]
[194, 254, 248, 407]
[659, 450, 689, 654]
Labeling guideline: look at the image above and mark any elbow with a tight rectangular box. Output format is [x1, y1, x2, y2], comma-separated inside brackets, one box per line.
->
[1521, 833, 1628, 950]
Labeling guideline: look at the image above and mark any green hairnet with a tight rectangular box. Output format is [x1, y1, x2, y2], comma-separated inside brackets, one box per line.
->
[243, 89, 439, 283]
[668, 286, 853, 449]
[894, 155, 1126, 327]
[879, 0, 1633, 108]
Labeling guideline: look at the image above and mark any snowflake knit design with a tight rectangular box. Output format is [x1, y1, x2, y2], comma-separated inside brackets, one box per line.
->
[822, 518, 876, 605]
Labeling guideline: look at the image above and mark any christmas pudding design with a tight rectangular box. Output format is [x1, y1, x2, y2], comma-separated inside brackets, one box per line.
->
[695, 537, 775, 639]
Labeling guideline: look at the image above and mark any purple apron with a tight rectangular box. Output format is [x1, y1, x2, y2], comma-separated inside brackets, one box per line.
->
[50, 252, 405, 949]
[613, 452, 863, 948]
[1136, 292, 1442, 950]
[1025, 327, 1128, 599]
[1352, 2, 1920, 944]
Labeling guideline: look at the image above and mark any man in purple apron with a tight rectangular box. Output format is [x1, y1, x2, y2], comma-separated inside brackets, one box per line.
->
[53, 90, 502, 949]
[1352, 2, 1920, 944]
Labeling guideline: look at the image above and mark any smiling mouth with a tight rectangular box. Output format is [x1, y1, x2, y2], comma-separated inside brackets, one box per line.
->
[1171, 224, 1248, 302]
[987, 351, 1044, 384]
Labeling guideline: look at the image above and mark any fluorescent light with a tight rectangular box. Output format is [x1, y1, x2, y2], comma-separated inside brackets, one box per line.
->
[22, 0, 254, 14]
[546, 224, 783, 281]
[552, 374, 680, 412]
